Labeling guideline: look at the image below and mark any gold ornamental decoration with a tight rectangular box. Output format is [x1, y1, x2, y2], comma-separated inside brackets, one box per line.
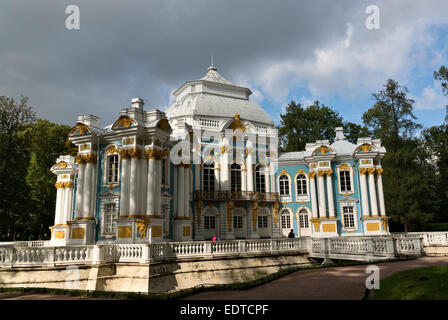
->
[376, 168, 384, 175]
[308, 171, 316, 179]
[112, 115, 137, 129]
[55, 161, 69, 169]
[325, 169, 333, 177]
[107, 145, 118, 154]
[69, 123, 91, 136]
[83, 153, 97, 163]
[252, 202, 258, 232]
[273, 202, 279, 225]
[127, 147, 141, 158]
[230, 113, 246, 133]
[311, 218, 321, 232]
[317, 169, 326, 177]
[355, 143, 375, 153]
[339, 163, 350, 170]
[124, 137, 134, 145]
[359, 168, 368, 175]
[145, 148, 157, 159]
[55, 182, 64, 189]
[312, 145, 333, 155]
[367, 167, 376, 175]
[381, 217, 389, 231]
[136, 219, 149, 239]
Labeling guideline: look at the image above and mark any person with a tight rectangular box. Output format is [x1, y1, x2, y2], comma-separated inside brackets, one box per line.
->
[288, 229, 295, 238]
[212, 235, 217, 242]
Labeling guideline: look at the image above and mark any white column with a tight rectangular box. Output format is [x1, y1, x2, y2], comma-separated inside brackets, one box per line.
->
[376, 169, 386, 216]
[221, 155, 230, 191]
[83, 162, 93, 218]
[65, 184, 74, 223]
[75, 163, 85, 218]
[359, 169, 370, 217]
[60, 188, 67, 225]
[177, 165, 184, 218]
[139, 158, 147, 215]
[265, 167, 270, 193]
[241, 168, 247, 191]
[247, 156, 254, 192]
[326, 171, 335, 218]
[184, 166, 190, 218]
[129, 157, 139, 216]
[119, 158, 130, 217]
[368, 169, 379, 216]
[146, 157, 155, 216]
[155, 159, 162, 215]
[55, 186, 63, 225]
[309, 174, 319, 218]
[317, 171, 326, 218]
[90, 161, 98, 219]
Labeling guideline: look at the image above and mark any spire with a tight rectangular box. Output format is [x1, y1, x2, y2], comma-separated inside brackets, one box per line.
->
[208, 54, 217, 71]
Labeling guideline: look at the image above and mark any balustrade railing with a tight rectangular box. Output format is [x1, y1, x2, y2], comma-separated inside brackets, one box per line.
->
[392, 232, 448, 246]
[194, 190, 279, 202]
[0, 234, 429, 268]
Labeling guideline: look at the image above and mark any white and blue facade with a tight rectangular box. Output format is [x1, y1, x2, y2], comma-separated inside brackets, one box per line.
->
[49, 66, 389, 246]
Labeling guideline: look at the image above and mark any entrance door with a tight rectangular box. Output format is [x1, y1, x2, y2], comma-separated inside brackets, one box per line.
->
[298, 208, 311, 237]
[257, 208, 271, 238]
[280, 209, 292, 237]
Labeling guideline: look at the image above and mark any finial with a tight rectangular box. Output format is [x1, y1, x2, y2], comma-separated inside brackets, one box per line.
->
[234, 113, 240, 119]
[208, 54, 217, 71]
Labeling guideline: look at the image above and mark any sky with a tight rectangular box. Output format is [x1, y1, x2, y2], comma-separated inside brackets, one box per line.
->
[1, 0, 448, 130]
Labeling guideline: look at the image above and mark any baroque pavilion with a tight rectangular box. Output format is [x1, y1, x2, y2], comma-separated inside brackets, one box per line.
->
[49, 66, 389, 246]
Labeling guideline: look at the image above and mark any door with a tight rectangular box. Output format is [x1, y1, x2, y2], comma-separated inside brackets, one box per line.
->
[257, 208, 271, 238]
[280, 209, 292, 237]
[298, 208, 311, 237]
[232, 208, 246, 239]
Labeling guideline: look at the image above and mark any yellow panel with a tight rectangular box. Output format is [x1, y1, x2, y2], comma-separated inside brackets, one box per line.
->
[118, 226, 133, 238]
[323, 224, 336, 233]
[54, 231, 65, 239]
[367, 223, 380, 231]
[152, 225, 162, 238]
[183, 226, 190, 237]
[71, 228, 85, 239]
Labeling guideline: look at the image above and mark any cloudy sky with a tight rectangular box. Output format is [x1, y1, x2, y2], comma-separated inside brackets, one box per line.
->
[1, 0, 448, 129]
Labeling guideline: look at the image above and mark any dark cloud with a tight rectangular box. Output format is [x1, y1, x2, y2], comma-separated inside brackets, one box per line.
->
[1, 0, 447, 127]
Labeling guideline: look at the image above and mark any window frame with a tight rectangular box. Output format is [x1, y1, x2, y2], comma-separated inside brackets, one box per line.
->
[294, 170, 310, 202]
[203, 162, 215, 192]
[255, 165, 266, 193]
[103, 145, 120, 188]
[337, 163, 355, 195]
[230, 163, 242, 192]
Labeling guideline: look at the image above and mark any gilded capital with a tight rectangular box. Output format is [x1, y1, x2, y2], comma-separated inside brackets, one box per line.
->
[367, 167, 376, 175]
[308, 172, 316, 179]
[325, 169, 333, 177]
[145, 148, 157, 159]
[317, 169, 326, 177]
[376, 168, 383, 175]
[359, 168, 368, 175]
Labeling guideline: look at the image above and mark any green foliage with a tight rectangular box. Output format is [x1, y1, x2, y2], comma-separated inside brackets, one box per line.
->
[278, 100, 370, 151]
[434, 65, 448, 98]
[362, 79, 431, 231]
[372, 266, 448, 300]
[0, 96, 36, 240]
[0, 96, 72, 240]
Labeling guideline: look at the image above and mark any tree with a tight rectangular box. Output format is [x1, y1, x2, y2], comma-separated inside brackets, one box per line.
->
[21, 119, 75, 239]
[278, 100, 344, 151]
[0, 96, 36, 240]
[362, 79, 429, 232]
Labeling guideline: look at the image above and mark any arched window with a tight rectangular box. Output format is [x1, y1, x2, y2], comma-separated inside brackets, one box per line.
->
[255, 165, 266, 192]
[298, 209, 309, 229]
[230, 163, 242, 192]
[279, 175, 290, 196]
[203, 163, 215, 191]
[339, 167, 352, 192]
[281, 209, 291, 229]
[296, 174, 307, 196]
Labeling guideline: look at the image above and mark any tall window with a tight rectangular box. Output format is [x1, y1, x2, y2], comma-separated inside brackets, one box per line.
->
[281, 210, 291, 229]
[299, 209, 309, 228]
[296, 174, 307, 196]
[342, 206, 355, 228]
[340, 169, 352, 192]
[104, 203, 117, 234]
[279, 175, 290, 196]
[255, 165, 266, 193]
[258, 216, 268, 229]
[233, 216, 243, 229]
[204, 215, 216, 229]
[230, 163, 242, 192]
[107, 154, 119, 184]
[203, 163, 215, 191]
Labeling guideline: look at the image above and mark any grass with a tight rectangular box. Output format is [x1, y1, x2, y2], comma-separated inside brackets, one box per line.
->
[371, 265, 448, 300]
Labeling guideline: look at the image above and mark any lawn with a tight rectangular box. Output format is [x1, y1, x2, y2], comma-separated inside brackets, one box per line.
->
[372, 266, 448, 300]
